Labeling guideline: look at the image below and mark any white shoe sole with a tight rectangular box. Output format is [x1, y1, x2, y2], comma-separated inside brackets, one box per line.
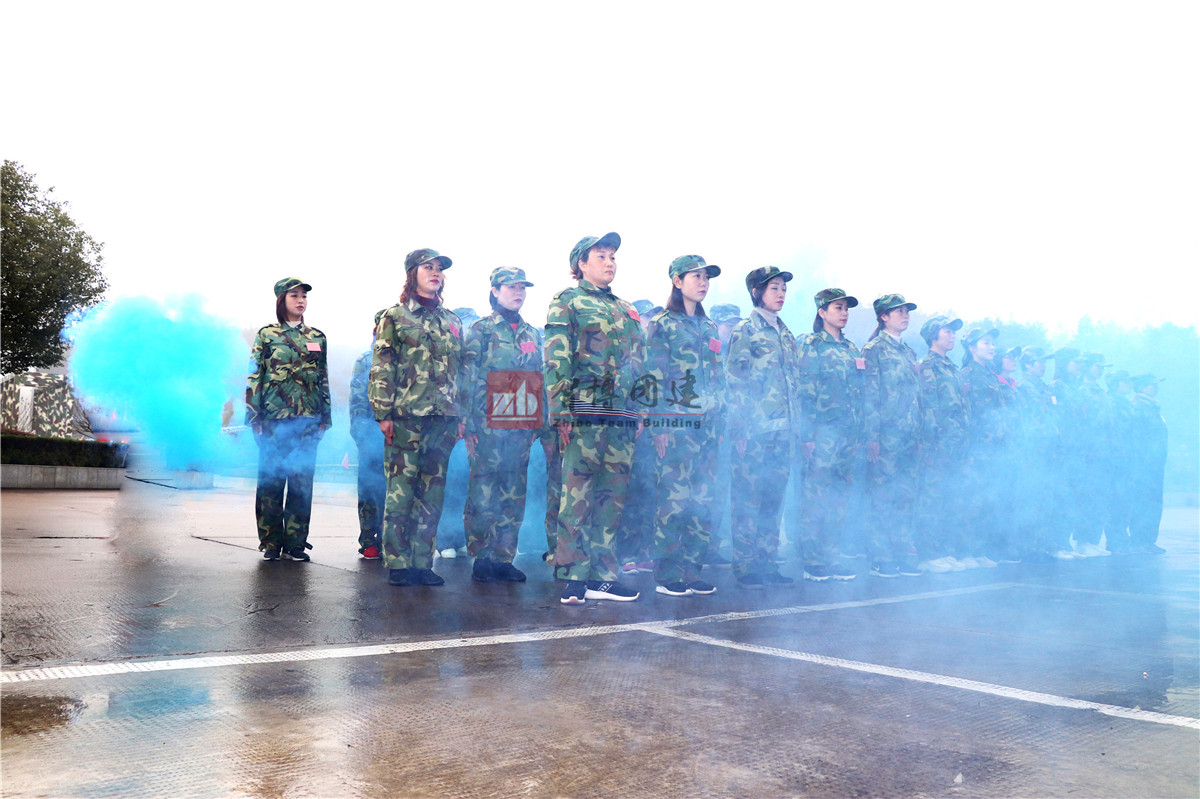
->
[585, 589, 640, 601]
[655, 585, 692, 597]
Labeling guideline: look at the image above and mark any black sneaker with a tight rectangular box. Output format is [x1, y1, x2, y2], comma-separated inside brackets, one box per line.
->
[686, 580, 717, 595]
[472, 558, 495, 583]
[762, 572, 794, 586]
[828, 563, 857, 581]
[870, 562, 899, 578]
[585, 580, 640, 601]
[262, 547, 282, 561]
[803, 565, 830, 582]
[387, 568, 415, 586]
[738, 574, 765, 590]
[655, 582, 691, 597]
[493, 562, 527, 582]
[283, 546, 310, 562]
[416, 568, 445, 586]
[560, 580, 587, 605]
[897, 562, 924, 577]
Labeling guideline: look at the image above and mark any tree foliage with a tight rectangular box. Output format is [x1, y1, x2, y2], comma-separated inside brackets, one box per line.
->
[1, 161, 108, 373]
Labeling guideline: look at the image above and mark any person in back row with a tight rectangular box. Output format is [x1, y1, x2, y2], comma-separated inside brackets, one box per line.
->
[349, 310, 388, 559]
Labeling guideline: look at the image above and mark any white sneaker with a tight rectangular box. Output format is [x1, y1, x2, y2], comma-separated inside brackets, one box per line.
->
[957, 557, 979, 569]
[919, 559, 952, 574]
[944, 557, 968, 571]
[439, 548, 458, 559]
[975, 556, 998, 568]
[1052, 549, 1078, 560]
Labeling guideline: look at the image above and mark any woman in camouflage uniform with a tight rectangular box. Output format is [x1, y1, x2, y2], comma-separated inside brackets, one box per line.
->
[796, 288, 863, 582]
[245, 277, 332, 562]
[725, 267, 801, 589]
[461, 267, 541, 584]
[960, 327, 1017, 564]
[644, 255, 725, 597]
[369, 248, 463, 588]
[861, 294, 923, 578]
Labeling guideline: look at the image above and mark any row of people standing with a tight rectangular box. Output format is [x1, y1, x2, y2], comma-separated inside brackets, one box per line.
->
[245, 239, 1168, 602]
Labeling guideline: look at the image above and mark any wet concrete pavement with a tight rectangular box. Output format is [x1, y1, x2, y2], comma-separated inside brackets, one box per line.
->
[1, 480, 1197, 798]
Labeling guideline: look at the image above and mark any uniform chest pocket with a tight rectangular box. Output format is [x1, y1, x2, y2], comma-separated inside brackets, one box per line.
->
[580, 321, 614, 357]
[396, 324, 425, 350]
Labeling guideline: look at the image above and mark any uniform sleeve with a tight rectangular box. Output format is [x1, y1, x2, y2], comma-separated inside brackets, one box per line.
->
[369, 312, 399, 421]
[862, 341, 882, 442]
[349, 351, 372, 432]
[543, 296, 576, 422]
[316, 332, 332, 428]
[796, 335, 820, 442]
[724, 323, 752, 439]
[918, 360, 940, 447]
[644, 319, 669, 409]
[244, 330, 268, 427]
[707, 320, 727, 427]
[461, 321, 485, 435]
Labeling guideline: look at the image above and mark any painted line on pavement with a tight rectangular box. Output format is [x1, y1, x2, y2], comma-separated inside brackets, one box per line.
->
[0, 583, 1014, 684]
[646, 627, 1200, 730]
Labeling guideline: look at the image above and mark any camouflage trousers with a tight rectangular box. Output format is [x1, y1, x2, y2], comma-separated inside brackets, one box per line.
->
[913, 446, 968, 558]
[1128, 458, 1164, 547]
[730, 431, 792, 577]
[255, 417, 323, 551]
[617, 430, 658, 564]
[540, 429, 563, 557]
[652, 422, 719, 584]
[798, 424, 857, 567]
[866, 431, 919, 561]
[353, 428, 385, 551]
[381, 416, 459, 570]
[555, 419, 637, 582]
[464, 427, 534, 563]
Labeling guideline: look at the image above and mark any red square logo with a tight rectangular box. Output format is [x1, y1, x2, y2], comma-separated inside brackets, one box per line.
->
[486, 371, 543, 429]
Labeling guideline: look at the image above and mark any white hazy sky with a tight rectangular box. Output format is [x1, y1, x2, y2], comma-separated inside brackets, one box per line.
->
[6, 1, 1199, 348]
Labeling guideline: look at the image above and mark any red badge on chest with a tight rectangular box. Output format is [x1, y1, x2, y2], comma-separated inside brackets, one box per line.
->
[305, 342, 321, 352]
[520, 341, 537, 354]
[855, 358, 865, 370]
[709, 338, 722, 353]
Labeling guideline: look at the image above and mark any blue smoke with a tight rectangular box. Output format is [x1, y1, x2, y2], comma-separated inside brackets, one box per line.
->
[67, 295, 249, 470]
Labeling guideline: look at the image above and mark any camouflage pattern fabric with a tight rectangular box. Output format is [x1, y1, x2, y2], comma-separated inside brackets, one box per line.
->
[914, 351, 969, 557]
[1012, 368, 1059, 554]
[961, 359, 1016, 556]
[617, 433, 657, 565]
[725, 310, 801, 439]
[1102, 389, 1135, 551]
[539, 428, 564, 557]
[369, 297, 464, 421]
[554, 421, 638, 581]
[1127, 392, 1167, 546]
[464, 427, 534, 562]
[543, 278, 645, 422]
[381, 415, 459, 569]
[461, 311, 543, 563]
[0, 372, 92, 439]
[861, 333, 923, 562]
[245, 323, 332, 428]
[795, 330, 863, 567]
[645, 309, 727, 583]
[730, 431, 792, 577]
[1051, 373, 1089, 550]
[350, 349, 385, 551]
[653, 423, 720, 583]
[1071, 376, 1112, 546]
[254, 417, 322, 551]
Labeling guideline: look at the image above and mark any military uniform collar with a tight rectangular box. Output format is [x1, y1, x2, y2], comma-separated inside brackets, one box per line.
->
[577, 278, 614, 296]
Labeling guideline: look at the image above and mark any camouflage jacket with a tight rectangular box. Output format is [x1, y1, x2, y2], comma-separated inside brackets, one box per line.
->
[1075, 378, 1110, 454]
[644, 309, 726, 425]
[918, 351, 969, 455]
[1014, 371, 1058, 447]
[369, 297, 463, 420]
[796, 329, 863, 441]
[861, 332, 922, 443]
[349, 348, 375, 436]
[961, 359, 1012, 450]
[1105, 392, 1135, 463]
[1051, 376, 1083, 449]
[462, 311, 543, 435]
[1129, 393, 1167, 465]
[725, 309, 801, 439]
[543, 279, 645, 421]
[245, 322, 332, 427]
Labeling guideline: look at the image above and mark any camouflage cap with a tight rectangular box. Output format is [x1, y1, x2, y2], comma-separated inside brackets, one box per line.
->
[569, 232, 621, 268]
[1131, 373, 1164, 388]
[872, 293, 917, 315]
[962, 327, 999, 348]
[633, 299, 656, 316]
[1079, 352, 1111, 368]
[1051, 346, 1082, 362]
[1003, 346, 1024, 360]
[710, 303, 743, 325]
[490, 267, 534, 287]
[274, 277, 312, 296]
[668, 254, 722, 280]
[1108, 369, 1132, 384]
[1019, 345, 1048, 364]
[813, 288, 859, 310]
[453, 307, 480, 323]
[404, 248, 453, 272]
[919, 315, 963, 344]
[745, 266, 793, 292]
